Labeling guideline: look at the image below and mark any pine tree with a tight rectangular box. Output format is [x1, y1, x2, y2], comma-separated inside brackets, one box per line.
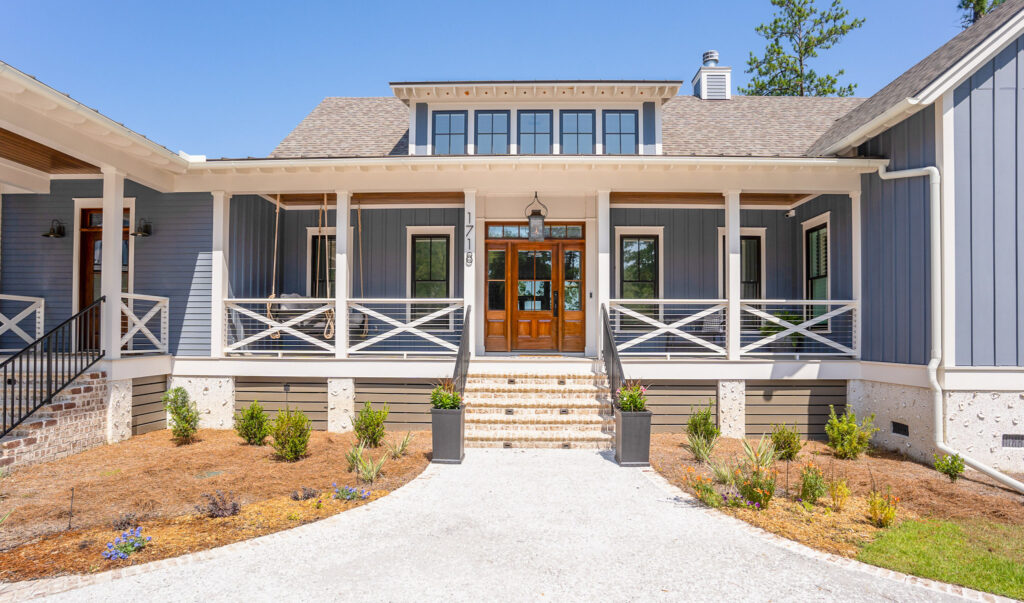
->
[741, 0, 865, 97]
[958, 0, 1005, 27]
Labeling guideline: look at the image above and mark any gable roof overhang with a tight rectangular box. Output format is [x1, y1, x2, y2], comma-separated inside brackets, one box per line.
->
[390, 80, 682, 104]
[811, 0, 1024, 156]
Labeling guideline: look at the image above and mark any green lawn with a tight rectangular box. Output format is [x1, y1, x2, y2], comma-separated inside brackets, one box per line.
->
[857, 519, 1024, 600]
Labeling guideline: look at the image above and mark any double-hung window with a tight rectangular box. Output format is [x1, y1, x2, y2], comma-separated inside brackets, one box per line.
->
[718, 231, 765, 299]
[432, 111, 467, 155]
[475, 110, 510, 155]
[804, 218, 829, 325]
[517, 110, 552, 154]
[411, 235, 450, 298]
[559, 110, 595, 155]
[620, 236, 659, 299]
[603, 110, 638, 155]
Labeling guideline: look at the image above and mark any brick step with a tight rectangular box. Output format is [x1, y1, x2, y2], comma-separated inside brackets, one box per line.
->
[466, 413, 613, 427]
[464, 386, 610, 398]
[466, 375, 608, 387]
[465, 429, 613, 450]
[465, 405, 611, 416]
[464, 397, 611, 409]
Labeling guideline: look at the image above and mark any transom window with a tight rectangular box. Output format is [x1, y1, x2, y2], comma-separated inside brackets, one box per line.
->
[559, 110, 595, 155]
[475, 111, 510, 155]
[603, 110, 638, 155]
[517, 110, 552, 154]
[486, 223, 583, 239]
[620, 236, 658, 298]
[432, 111, 467, 155]
[411, 235, 450, 297]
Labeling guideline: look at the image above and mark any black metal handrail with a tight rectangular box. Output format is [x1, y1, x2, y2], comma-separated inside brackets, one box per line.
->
[452, 305, 472, 399]
[2, 297, 105, 438]
[601, 304, 625, 404]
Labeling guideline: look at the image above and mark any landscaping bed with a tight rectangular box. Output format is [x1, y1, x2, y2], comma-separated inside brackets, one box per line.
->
[0, 428, 430, 581]
[651, 433, 1024, 599]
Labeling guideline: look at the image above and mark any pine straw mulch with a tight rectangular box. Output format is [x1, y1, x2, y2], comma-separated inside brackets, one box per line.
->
[651, 433, 1024, 558]
[0, 429, 430, 581]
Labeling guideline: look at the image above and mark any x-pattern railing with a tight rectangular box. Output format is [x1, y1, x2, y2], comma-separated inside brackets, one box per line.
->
[608, 299, 727, 357]
[740, 300, 858, 357]
[0, 294, 45, 353]
[225, 298, 336, 355]
[347, 298, 464, 355]
[121, 293, 169, 355]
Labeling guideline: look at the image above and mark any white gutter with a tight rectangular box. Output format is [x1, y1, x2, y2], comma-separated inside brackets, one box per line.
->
[876, 165, 1024, 494]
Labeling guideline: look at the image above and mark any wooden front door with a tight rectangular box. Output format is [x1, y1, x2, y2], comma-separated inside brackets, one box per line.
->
[78, 209, 129, 349]
[512, 243, 556, 350]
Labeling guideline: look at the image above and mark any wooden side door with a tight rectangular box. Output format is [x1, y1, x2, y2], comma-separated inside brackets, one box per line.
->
[511, 243, 557, 350]
[559, 243, 585, 352]
[78, 209, 129, 350]
[483, 243, 510, 352]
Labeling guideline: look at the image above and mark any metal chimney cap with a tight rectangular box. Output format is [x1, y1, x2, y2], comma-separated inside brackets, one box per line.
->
[702, 50, 720, 67]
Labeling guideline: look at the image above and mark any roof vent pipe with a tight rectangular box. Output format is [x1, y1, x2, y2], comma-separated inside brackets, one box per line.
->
[702, 50, 720, 67]
[693, 51, 731, 100]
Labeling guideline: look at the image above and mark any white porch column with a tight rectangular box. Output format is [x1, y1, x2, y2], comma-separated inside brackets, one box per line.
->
[463, 189, 477, 357]
[724, 190, 741, 361]
[210, 191, 230, 358]
[335, 190, 350, 358]
[849, 189, 862, 358]
[100, 167, 125, 360]
[597, 189, 611, 353]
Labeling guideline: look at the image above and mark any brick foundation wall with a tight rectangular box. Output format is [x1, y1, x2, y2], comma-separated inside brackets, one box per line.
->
[0, 372, 110, 471]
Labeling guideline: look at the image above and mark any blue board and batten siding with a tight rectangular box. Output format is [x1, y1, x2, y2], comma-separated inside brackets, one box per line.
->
[0, 180, 213, 356]
[953, 36, 1024, 367]
[858, 107, 935, 366]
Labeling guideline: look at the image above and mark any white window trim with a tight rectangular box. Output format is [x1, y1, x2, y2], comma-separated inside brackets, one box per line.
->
[405, 226, 456, 299]
[716, 226, 767, 299]
[71, 197, 136, 315]
[613, 226, 664, 300]
[305, 226, 354, 297]
[801, 212, 832, 333]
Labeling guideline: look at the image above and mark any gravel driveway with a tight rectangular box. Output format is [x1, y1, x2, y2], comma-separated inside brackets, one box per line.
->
[6, 449, 986, 602]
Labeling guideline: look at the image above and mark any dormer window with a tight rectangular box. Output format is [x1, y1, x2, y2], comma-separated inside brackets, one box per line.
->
[603, 110, 638, 155]
[475, 110, 510, 155]
[560, 110, 595, 155]
[517, 110, 552, 155]
[432, 110, 467, 155]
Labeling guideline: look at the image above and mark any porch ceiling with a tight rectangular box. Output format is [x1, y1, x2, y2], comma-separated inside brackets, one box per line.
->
[271, 191, 465, 206]
[609, 192, 815, 206]
[0, 126, 99, 174]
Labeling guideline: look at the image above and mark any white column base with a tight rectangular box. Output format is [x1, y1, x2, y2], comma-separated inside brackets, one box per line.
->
[169, 376, 235, 430]
[328, 377, 356, 433]
[717, 379, 746, 438]
[105, 378, 133, 443]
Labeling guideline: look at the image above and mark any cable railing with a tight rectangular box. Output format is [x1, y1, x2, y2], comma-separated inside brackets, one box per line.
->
[606, 299, 727, 358]
[739, 300, 858, 357]
[0, 294, 45, 354]
[120, 293, 169, 355]
[601, 304, 626, 398]
[347, 298, 465, 357]
[224, 297, 337, 356]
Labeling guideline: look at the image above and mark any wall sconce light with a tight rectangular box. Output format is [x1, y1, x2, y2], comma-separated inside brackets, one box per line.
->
[41, 219, 66, 238]
[525, 192, 548, 242]
[129, 219, 153, 237]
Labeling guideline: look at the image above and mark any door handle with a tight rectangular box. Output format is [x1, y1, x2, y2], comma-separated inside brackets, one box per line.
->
[553, 290, 559, 317]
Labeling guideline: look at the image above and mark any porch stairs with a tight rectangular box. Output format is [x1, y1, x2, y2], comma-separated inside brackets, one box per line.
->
[462, 371, 614, 449]
[1, 371, 81, 460]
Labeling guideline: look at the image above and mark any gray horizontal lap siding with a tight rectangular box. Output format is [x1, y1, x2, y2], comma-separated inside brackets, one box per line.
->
[954, 36, 1024, 367]
[858, 107, 935, 366]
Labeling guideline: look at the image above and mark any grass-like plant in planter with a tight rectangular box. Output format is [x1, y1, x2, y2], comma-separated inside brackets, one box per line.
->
[235, 400, 271, 445]
[271, 406, 312, 462]
[614, 381, 652, 467]
[163, 387, 199, 445]
[430, 379, 464, 464]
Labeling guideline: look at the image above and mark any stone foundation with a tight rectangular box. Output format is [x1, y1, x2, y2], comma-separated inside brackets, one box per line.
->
[327, 378, 355, 432]
[168, 376, 235, 429]
[717, 380, 745, 438]
[106, 378, 133, 444]
[847, 379, 937, 465]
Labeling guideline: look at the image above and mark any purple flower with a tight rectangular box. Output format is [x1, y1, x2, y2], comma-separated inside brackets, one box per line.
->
[146, 536, 152, 542]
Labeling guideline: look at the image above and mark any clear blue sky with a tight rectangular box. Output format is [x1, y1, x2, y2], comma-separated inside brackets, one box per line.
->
[3, 0, 966, 159]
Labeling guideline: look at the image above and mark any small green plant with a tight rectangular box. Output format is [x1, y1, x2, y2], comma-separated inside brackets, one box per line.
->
[828, 478, 850, 512]
[162, 387, 199, 444]
[353, 401, 389, 447]
[770, 424, 804, 461]
[737, 466, 777, 510]
[357, 453, 387, 484]
[101, 526, 151, 561]
[286, 512, 302, 521]
[195, 491, 241, 518]
[710, 461, 737, 487]
[686, 403, 720, 442]
[615, 381, 647, 412]
[386, 432, 414, 459]
[0, 510, 11, 526]
[270, 406, 312, 462]
[690, 475, 722, 508]
[234, 400, 271, 445]
[825, 406, 878, 460]
[686, 432, 720, 464]
[430, 380, 462, 410]
[798, 462, 827, 505]
[332, 482, 370, 501]
[112, 512, 139, 531]
[346, 443, 365, 473]
[933, 453, 966, 483]
[741, 435, 777, 472]
[867, 488, 899, 528]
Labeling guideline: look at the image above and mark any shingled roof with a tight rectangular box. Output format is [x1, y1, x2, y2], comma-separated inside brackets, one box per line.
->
[807, 0, 1024, 156]
[271, 95, 864, 159]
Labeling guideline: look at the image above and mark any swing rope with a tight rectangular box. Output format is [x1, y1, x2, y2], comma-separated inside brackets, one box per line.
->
[267, 194, 281, 339]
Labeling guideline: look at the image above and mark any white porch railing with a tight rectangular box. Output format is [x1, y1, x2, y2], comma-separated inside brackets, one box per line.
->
[0, 294, 45, 353]
[739, 300, 859, 357]
[224, 297, 336, 356]
[347, 298, 465, 357]
[606, 299, 728, 358]
[121, 293, 169, 355]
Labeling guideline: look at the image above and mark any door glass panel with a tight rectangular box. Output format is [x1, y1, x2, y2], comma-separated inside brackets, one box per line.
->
[487, 250, 505, 280]
[516, 250, 553, 311]
[488, 281, 505, 310]
[564, 281, 581, 311]
[517, 280, 535, 309]
[563, 250, 581, 280]
[563, 250, 581, 311]
[533, 281, 551, 310]
[518, 250, 534, 279]
[534, 251, 551, 279]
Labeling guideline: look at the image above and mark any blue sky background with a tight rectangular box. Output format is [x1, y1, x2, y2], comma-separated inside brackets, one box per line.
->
[3, 1, 966, 158]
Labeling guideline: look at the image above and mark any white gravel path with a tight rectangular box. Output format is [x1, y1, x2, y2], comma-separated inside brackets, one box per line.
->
[6, 449, 994, 602]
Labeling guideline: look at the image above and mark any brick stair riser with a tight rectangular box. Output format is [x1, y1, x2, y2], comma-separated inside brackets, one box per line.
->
[466, 378, 609, 387]
[467, 440, 612, 450]
[465, 406, 610, 417]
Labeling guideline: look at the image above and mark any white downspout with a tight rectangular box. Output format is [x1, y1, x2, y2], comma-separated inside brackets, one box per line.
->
[877, 165, 1024, 494]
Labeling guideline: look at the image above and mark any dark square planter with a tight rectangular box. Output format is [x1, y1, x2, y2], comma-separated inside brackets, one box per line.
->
[431, 406, 465, 464]
[614, 408, 652, 467]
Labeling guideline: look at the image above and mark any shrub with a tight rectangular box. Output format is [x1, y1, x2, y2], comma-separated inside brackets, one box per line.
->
[690, 475, 721, 508]
[867, 489, 899, 527]
[195, 491, 240, 518]
[770, 424, 803, 461]
[799, 463, 827, 505]
[163, 387, 199, 444]
[934, 453, 966, 483]
[430, 380, 462, 410]
[686, 403, 720, 442]
[828, 479, 850, 512]
[346, 443, 365, 473]
[290, 487, 320, 501]
[332, 483, 370, 501]
[387, 432, 414, 460]
[737, 466, 777, 510]
[616, 381, 647, 412]
[825, 406, 878, 460]
[271, 406, 312, 462]
[711, 461, 737, 487]
[686, 432, 719, 464]
[353, 401, 389, 447]
[357, 453, 387, 484]
[101, 526, 151, 561]
[741, 435, 777, 472]
[111, 512, 139, 531]
[235, 400, 271, 445]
